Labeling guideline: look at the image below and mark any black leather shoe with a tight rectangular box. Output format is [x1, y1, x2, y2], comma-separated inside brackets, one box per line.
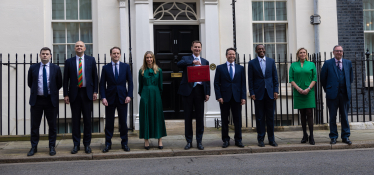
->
[85, 146, 92, 154]
[301, 134, 308, 143]
[184, 142, 192, 150]
[269, 141, 278, 147]
[235, 141, 244, 148]
[71, 146, 80, 154]
[122, 145, 130, 152]
[144, 143, 150, 150]
[158, 146, 163, 149]
[27, 147, 37, 156]
[258, 141, 265, 147]
[49, 146, 56, 156]
[309, 136, 315, 145]
[102, 145, 111, 153]
[222, 141, 230, 148]
[330, 138, 337, 144]
[197, 142, 204, 150]
[342, 138, 352, 145]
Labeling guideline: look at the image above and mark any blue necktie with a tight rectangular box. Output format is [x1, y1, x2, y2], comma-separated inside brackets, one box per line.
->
[193, 57, 199, 87]
[229, 63, 233, 80]
[43, 65, 48, 97]
[337, 61, 341, 71]
[260, 58, 266, 76]
[115, 63, 119, 82]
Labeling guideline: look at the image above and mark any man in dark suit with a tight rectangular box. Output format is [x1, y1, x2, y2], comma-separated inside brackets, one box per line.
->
[63, 41, 98, 154]
[100, 47, 133, 152]
[214, 48, 246, 148]
[27, 47, 62, 156]
[177, 40, 210, 150]
[321, 45, 353, 145]
[248, 44, 279, 147]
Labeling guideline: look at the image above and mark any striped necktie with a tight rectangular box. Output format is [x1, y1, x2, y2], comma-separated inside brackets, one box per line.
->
[78, 57, 83, 88]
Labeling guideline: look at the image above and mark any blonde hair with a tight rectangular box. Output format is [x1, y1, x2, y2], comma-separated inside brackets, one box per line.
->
[140, 51, 159, 76]
[296, 47, 309, 61]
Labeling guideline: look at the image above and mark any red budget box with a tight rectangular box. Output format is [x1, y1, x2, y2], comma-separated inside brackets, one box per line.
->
[187, 65, 210, 83]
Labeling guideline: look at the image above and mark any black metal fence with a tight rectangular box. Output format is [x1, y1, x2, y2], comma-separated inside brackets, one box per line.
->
[0, 53, 134, 136]
[223, 50, 374, 128]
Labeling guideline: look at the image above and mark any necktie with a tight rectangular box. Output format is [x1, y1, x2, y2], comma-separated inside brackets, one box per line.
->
[193, 57, 199, 87]
[115, 63, 119, 82]
[337, 60, 341, 71]
[260, 58, 266, 76]
[229, 63, 233, 80]
[78, 57, 83, 88]
[43, 65, 48, 97]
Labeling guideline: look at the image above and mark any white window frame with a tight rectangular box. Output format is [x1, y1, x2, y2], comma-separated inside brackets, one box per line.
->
[364, 7, 374, 87]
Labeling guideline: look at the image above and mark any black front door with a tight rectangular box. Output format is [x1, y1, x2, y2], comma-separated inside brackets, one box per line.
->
[154, 25, 199, 119]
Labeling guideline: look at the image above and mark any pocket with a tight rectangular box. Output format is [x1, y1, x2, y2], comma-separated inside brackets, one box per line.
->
[326, 85, 332, 89]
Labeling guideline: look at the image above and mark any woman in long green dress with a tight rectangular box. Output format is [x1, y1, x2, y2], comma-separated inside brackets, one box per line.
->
[138, 51, 167, 150]
[289, 48, 317, 145]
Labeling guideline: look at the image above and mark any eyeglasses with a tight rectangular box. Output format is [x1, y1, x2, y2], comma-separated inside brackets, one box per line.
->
[334, 50, 343, 53]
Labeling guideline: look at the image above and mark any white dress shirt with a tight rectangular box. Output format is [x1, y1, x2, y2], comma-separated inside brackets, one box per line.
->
[112, 61, 120, 76]
[193, 54, 202, 85]
[226, 61, 235, 79]
[37, 62, 50, 95]
[258, 56, 267, 88]
[76, 55, 86, 87]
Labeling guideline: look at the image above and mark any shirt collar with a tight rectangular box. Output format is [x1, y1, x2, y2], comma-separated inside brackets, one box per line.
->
[258, 56, 266, 61]
[76, 55, 85, 60]
[112, 61, 120, 65]
[334, 58, 343, 63]
[226, 61, 234, 66]
[192, 54, 200, 60]
[40, 62, 50, 67]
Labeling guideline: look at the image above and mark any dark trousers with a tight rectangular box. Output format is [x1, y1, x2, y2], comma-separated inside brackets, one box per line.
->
[105, 95, 128, 146]
[183, 84, 205, 143]
[30, 96, 57, 148]
[70, 87, 92, 146]
[327, 92, 350, 139]
[254, 89, 275, 142]
[220, 96, 242, 142]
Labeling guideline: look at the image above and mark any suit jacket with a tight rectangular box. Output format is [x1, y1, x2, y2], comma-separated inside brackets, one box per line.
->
[177, 55, 211, 97]
[99, 62, 133, 105]
[63, 55, 98, 102]
[320, 58, 353, 100]
[28, 62, 62, 107]
[248, 57, 279, 100]
[214, 63, 246, 103]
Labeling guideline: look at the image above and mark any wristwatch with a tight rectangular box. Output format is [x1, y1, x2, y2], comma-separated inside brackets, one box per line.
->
[308, 87, 311, 90]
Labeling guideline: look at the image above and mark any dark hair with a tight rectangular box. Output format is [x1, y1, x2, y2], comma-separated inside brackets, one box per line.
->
[191, 40, 202, 47]
[40, 47, 51, 55]
[255, 44, 264, 50]
[333, 45, 343, 51]
[226, 48, 236, 55]
[110, 46, 121, 54]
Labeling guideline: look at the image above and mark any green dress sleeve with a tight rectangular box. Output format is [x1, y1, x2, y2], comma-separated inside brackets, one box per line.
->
[158, 68, 163, 94]
[311, 62, 317, 82]
[138, 69, 143, 95]
[289, 63, 294, 83]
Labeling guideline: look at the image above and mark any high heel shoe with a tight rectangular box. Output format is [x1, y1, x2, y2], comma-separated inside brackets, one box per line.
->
[144, 143, 150, 150]
[158, 139, 163, 149]
[309, 136, 315, 145]
[301, 134, 308, 143]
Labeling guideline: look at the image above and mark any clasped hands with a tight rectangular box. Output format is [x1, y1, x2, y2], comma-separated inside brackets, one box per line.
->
[250, 92, 278, 101]
[64, 93, 98, 104]
[217, 98, 246, 105]
[102, 97, 131, 106]
[297, 88, 310, 95]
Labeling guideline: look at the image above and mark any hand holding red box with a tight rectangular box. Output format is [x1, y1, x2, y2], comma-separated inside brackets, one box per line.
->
[187, 65, 210, 83]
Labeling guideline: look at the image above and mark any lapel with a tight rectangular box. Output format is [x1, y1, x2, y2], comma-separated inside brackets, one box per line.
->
[222, 63, 232, 81]
[253, 58, 263, 78]
[265, 57, 272, 77]
[107, 63, 115, 81]
[49, 63, 54, 81]
[332, 58, 339, 78]
[119, 62, 125, 81]
[72, 57, 78, 79]
[233, 64, 241, 81]
[84, 55, 89, 77]
[34, 63, 41, 80]
[343, 59, 349, 78]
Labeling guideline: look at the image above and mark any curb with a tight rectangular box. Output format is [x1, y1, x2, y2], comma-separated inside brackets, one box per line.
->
[1, 142, 373, 164]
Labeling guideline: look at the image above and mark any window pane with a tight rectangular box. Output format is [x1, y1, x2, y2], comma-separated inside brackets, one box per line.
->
[365, 33, 374, 75]
[80, 0, 92, 20]
[53, 23, 65, 43]
[53, 45, 66, 66]
[66, 0, 78, 20]
[67, 44, 76, 58]
[85, 44, 94, 57]
[67, 23, 79, 43]
[276, 44, 287, 62]
[264, 2, 275, 21]
[277, 64, 287, 83]
[364, 11, 374, 30]
[253, 24, 263, 43]
[264, 24, 275, 42]
[252, 2, 263, 21]
[52, 0, 64, 20]
[363, 0, 374, 9]
[80, 23, 93, 43]
[276, 2, 287, 21]
[265, 44, 275, 58]
[276, 24, 287, 42]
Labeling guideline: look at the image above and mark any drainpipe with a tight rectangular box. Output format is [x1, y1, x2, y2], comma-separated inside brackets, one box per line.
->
[311, 0, 321, 53]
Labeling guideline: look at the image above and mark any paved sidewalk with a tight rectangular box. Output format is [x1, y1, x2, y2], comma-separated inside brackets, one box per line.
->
[0, 128, 373, 164]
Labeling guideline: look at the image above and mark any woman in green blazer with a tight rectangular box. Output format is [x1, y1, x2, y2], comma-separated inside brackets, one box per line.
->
[289, 48, 317, 145]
